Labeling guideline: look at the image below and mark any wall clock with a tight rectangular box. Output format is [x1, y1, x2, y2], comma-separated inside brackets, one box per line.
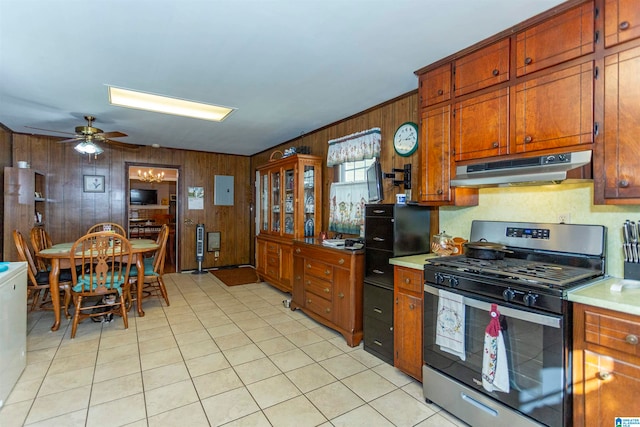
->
[393, 122, 419, 157]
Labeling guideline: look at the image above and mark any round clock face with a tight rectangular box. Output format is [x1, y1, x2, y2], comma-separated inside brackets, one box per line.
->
[393, 122, 418, 157]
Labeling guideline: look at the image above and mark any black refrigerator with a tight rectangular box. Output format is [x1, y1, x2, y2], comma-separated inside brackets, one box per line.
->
[362, 203, 432, 364]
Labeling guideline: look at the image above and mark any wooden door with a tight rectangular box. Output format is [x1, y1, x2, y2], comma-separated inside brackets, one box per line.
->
[394, 291, 423, 380]
[419, 106, 451, 202]
[454, 39, 510, 97]
[604, 0, 640, 47]
[419, 63, 451, 108]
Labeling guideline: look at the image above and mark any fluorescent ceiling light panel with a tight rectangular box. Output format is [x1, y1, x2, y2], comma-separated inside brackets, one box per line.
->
[108, 86, 235, 122]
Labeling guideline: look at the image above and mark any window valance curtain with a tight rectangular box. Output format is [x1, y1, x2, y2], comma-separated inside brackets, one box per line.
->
[326, 127, 381, 167]
[328, 181, 367, 235]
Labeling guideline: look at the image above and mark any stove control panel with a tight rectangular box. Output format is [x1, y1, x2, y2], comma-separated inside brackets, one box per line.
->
[506, 227, 550, 239]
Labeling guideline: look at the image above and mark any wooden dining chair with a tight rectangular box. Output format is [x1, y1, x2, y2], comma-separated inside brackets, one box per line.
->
[30, 227, 53, 271]
[128, 224, 170, 308]
[86, 222, 126, 236]
[69, 231, 133, 338]
[13, 230, 72, 316]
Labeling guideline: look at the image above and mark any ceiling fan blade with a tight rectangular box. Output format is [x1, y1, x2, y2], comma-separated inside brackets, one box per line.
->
[97, 131, 127, 139]
[24, 126, 75, 136]
[106, 139, 140, 150]
[58, 137, 83, 143]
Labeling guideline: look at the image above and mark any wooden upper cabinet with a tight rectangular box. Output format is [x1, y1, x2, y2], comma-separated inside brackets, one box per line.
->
[514, 61, 594, 153]
[600, 45, 640, 201]
[516, 2, 594, 77]
[419, 106, 451, 203]
[454, 39, 510, 97]
[604, 0, 640, 47]
[453, 87, 509, 161]
[419, 63, 451, 108]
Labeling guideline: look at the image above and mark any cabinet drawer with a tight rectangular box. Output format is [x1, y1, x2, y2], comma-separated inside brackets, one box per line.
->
[515, 2, 594, 76]
[365, 249, 394, 287]
[304, 275, 332, 301]
[364, 315, 394, 360]
[365, 217, 394, 251]
[584, 309, 640, 357]
[365, 205, 393, 217]
[267, 253, 279, 267]
[395, 267, 423, 294]
[304, 259, 333, 281]
[293, 244, 350, 268]
[364, 283, 393, 323]
[454, 38, 510, 97]
[266, 242, 279, 254]
[305, 292, 333, 321]
[419, 63, 451, 107]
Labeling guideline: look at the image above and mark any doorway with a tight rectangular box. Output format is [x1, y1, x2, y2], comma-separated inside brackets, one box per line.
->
[126, 164, 180, 272]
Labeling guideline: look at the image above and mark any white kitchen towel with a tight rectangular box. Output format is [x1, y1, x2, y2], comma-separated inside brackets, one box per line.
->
[435, 289, 466, 361]
[482, 304, 510, 393]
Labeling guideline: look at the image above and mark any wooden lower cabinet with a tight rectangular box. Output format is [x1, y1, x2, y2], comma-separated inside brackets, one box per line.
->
[255, 235, 293, 293]
[393, 265, 423, 381]
[573, 303, 640, 426]
[291, 240, 364, 346]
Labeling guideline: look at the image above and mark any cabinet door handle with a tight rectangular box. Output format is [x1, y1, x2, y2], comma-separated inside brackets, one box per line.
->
[620, 21, 630, 31]
[619, 180, 630, 188]
[325, 308, 331, 313]
[626, 334, 639, 345]
[305, 280, 311, 285]
[307, 299, 312, 304]
[373, 340, 383, 346]
[395, 298, 398, 305]
[437, 89, 444, 96]
[325, 269, 330, 275]
[338, 258, 345, 265]
[373, 307, 383, 314]
[492, 69, 499, 76]
[409, 303, 415, 310]
[597, 371, 611, 381]
[437, 189, 443, 195]
[372, 269, 385, 275]
[524, 57, 533, 65]
[405, 278, 411, 284]
[338, 292, 344, 299]
[373, 237, 385, 241]
[372, 209, 385, 214]
[295, 248, 301, 254]
[307, 263, 311, 269]
[524, 135, 532, 143]
[492, 141, 499, 148]
[324, 287, 330, 293]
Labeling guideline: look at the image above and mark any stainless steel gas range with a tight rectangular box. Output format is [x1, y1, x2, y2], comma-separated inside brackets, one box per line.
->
[422, 220, 607, 427]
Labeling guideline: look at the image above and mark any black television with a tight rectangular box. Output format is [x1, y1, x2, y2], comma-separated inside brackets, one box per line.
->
[130, 188, 158, 205]
[366, 160, 384, 203]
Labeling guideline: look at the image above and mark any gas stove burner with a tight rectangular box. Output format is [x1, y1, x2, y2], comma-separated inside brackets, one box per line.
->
[427, 256, 600, 288]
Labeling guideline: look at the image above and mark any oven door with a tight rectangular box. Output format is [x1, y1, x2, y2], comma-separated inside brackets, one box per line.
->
[423, 283, 567, 427]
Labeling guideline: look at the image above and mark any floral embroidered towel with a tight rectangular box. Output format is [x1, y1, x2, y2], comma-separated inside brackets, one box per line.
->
[435, 289, 466, 361]
[482, 304, 510, 393]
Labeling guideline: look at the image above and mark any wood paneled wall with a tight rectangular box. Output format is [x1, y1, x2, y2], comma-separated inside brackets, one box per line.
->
[4, 89, 433, 268]
[0, 125, 12, 259]
[8, 133, 252, 270]
[251, 90, 425, 245]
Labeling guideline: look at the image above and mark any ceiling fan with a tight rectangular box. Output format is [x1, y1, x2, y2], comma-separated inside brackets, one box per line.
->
[26, 115, 138, 156]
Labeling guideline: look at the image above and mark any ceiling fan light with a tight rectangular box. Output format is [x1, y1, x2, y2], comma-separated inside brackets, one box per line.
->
[108, 86, 235, 122]
[74, 141, 103, 156]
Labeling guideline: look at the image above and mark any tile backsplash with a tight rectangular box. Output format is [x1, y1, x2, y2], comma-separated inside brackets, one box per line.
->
[439, 182, 640, 278]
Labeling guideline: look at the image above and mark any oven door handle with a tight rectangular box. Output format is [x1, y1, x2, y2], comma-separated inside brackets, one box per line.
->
[424, 284, 561, 328]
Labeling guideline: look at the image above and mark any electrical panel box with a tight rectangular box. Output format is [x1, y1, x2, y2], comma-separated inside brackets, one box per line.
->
[214, 175, 234, 206]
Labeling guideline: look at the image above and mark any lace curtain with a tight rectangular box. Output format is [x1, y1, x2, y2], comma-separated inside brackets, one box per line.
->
[326, 127, 381, 167]
[328, 181, 368, 235]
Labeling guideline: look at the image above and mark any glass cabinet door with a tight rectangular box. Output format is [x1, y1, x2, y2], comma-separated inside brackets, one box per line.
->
[283, 167, 295, 236]
[303, 165, 315, 237]
[271, 170, 281, 233]
[260, 170, 269, 233]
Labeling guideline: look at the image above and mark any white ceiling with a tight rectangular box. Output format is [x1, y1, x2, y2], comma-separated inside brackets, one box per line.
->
[0, 0, 566, 156]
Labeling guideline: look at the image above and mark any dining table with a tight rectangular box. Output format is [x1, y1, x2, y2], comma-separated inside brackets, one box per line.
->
[37, 238, 159, 331]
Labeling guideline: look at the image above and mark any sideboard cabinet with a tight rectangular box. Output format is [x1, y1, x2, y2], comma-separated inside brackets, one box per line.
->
[291, 239, 364, 346]
[255, 154, 322, 292]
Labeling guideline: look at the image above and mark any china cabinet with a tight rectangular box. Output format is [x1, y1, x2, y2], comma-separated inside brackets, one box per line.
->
[255, 154, 322, 292]
[3, 167, 47, 262]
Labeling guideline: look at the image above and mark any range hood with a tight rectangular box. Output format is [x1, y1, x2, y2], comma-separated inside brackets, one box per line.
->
[450, 150, 592, 188]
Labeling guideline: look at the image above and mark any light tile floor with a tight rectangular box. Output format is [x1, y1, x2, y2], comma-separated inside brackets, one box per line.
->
[0, 272, 469, 427]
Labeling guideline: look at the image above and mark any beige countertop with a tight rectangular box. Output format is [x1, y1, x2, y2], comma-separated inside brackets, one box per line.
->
[389, 253, 439, 270]
[567, 276, 640, 316]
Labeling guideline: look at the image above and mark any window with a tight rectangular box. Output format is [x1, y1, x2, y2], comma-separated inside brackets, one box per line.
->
[340, 158, 375, 183]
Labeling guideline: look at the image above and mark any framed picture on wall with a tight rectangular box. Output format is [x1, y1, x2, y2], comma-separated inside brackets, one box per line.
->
[83, 175, 105, 192]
